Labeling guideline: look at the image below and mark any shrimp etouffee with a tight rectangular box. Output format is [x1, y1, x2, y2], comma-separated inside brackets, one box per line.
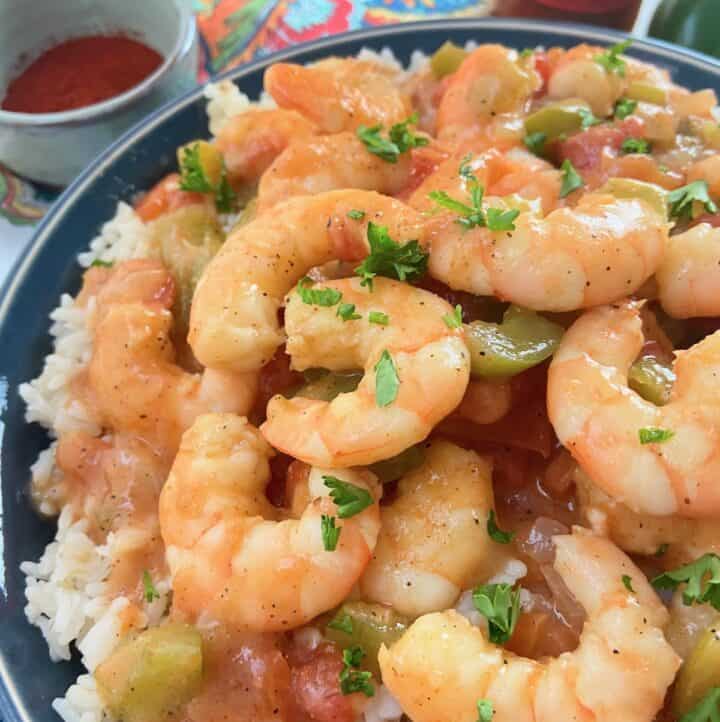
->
[28, 40, 720, 722]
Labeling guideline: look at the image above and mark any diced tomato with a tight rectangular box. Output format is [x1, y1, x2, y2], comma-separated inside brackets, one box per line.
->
[395, 142, 451, 201]
[134, 172, 210, 222]
[252, 347, 303, 420]
[532, 51, 551, 95]
[555, 116, 645, 172]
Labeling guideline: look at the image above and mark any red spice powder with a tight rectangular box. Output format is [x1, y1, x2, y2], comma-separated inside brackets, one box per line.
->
[1, 35, 164, 114]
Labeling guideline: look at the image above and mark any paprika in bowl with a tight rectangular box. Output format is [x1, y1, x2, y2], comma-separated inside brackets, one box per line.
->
[0, 0, 197, 187]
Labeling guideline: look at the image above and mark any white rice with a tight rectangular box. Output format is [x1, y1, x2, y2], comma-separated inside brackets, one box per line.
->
[22, 48, 434, 722]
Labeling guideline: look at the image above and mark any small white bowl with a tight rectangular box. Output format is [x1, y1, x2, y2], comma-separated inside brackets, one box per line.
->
[0, 0, 198, 187]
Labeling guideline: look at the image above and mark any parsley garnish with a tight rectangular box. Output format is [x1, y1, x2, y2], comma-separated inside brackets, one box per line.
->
[374, 349, 399, 407]
[328, 613, 354, 635]
[621, 137, 652, 154]
[369, 311, 389, 326]
[652, 553, 720, 609]
[487, 510, 515, 544]
[337, 303, 361, 321]
[90, 259, 114, 268]
[594, 39, 632, 77]
[354, 222, 428, 290]
[524, 131, 547, 157]
[142, 570, 159, 603]
[638, 427, 675, 444]
[621, 574, 635, 593]
[323, 476, 374, 518]
[347, 209, 366, 220]
[297, 278, 343, 307]
[429, 159, 519, 231]
[614, 97, 638, 120]
[442, 304, 463, 329]
[519, 48, 534, 59]
[477, 699, 494, 722]
[655, 543, 669, 557]
[667, 180, 718, 220]
[579, 108, 601, 129]
[321, 514, 341, 551]
[472, 583, 521, 644]
[678, 687, 720, 722]
[339, 646, 375, 697]
[178, 142, 236, 212]
[559, 159, 584, 198]
[356, 113, 428, 163]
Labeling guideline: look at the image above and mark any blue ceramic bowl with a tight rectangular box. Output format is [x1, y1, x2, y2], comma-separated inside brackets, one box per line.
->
[1, 18, 719, 722]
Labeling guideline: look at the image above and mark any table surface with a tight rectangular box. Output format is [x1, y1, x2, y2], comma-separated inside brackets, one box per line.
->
[0, 0, 661, 287]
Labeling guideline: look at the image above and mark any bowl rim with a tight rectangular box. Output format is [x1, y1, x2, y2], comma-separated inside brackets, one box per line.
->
[2, 17, 720, 721]
[0, 0, 196, 128]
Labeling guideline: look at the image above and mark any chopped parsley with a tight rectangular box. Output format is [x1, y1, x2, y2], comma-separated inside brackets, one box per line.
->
[487, 510, 515, 545]
[374, 349, 399, 407]
[472, 583, 521, 644]
[178, 142, 236, 212]
[297, 277, 343, 307]
[652, 553, 720, 610]
[90, 259, 114, 268]
[477, 699, 494, 722]
[559, 158, 584, 198]
[524, 131, 547, 157]
[614, 97, 638, 120]
[328, 613, 354, 635]
[655, 543, 669, 557]
[519, 48, 534, 59]
[594, 39, 632, 77]
[321, 514, 341, 551]
[678, 687, 720, 722]
[142, 570, 160, 604]
[442, 304, 463, 330]
[429, 158, 519, 231]
[323, 476, 374, 518]
[347, 209, 366, 220]
[579, 108, 601, 129]
[621, 137, 652, 154]
[667, 180, 718, 221]
[339, 646, 375, 697]
[356, 113, 428, 163]
[337, 303, 362, 321]
[621, 574, 635, 593]
[638, 427, 675, 444]
[354, 222, 428, 290]
[368, 311, 389, 326]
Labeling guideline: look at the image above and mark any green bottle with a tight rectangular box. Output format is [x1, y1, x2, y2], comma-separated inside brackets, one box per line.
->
[649, 0, 720, 59]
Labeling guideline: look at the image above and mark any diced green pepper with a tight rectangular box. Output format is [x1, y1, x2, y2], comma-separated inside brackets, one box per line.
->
[524, 100, 594, 142]
[430, 41, 468, 78]
[95, 624, 203, 722]
[465, 306, 564, 378]
[325, 602, 410, 677]
[368, 445, 425, 483]
[626, 82, 668, 106]
[600, 178, 668, 220]
[147, 205, 224, 330]
[294, 369, 363, 401]
[628, 355, 675, 406]
[672, 618, 720, 718]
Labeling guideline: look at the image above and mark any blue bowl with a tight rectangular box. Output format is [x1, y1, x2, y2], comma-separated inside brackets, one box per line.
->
[1, 18, 719, 722]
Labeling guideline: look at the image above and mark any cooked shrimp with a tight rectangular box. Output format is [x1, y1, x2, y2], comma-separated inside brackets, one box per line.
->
[215, 109, 317, 185]
[576, 468, 720, 566]
[359, 440, 497, 616]
[159, 413, 381, 630]
[257, 132, 413, 211]
[686, 154, 720, 198]
[264, 58, 412, 133]
[261, 277, 470, 467]
[409, 147, 561, 215]
[189, 190, 425, 373]
[548, 44, 626, 118]
[379, 530, 680, 722]
[657, 224, 720, 318]
[87, 260, 256, 453]
[456, 378, 512, 425]
[426, 190, 668, 311]
[548, 300, 720, 518]
[436, 45, 539, 145]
